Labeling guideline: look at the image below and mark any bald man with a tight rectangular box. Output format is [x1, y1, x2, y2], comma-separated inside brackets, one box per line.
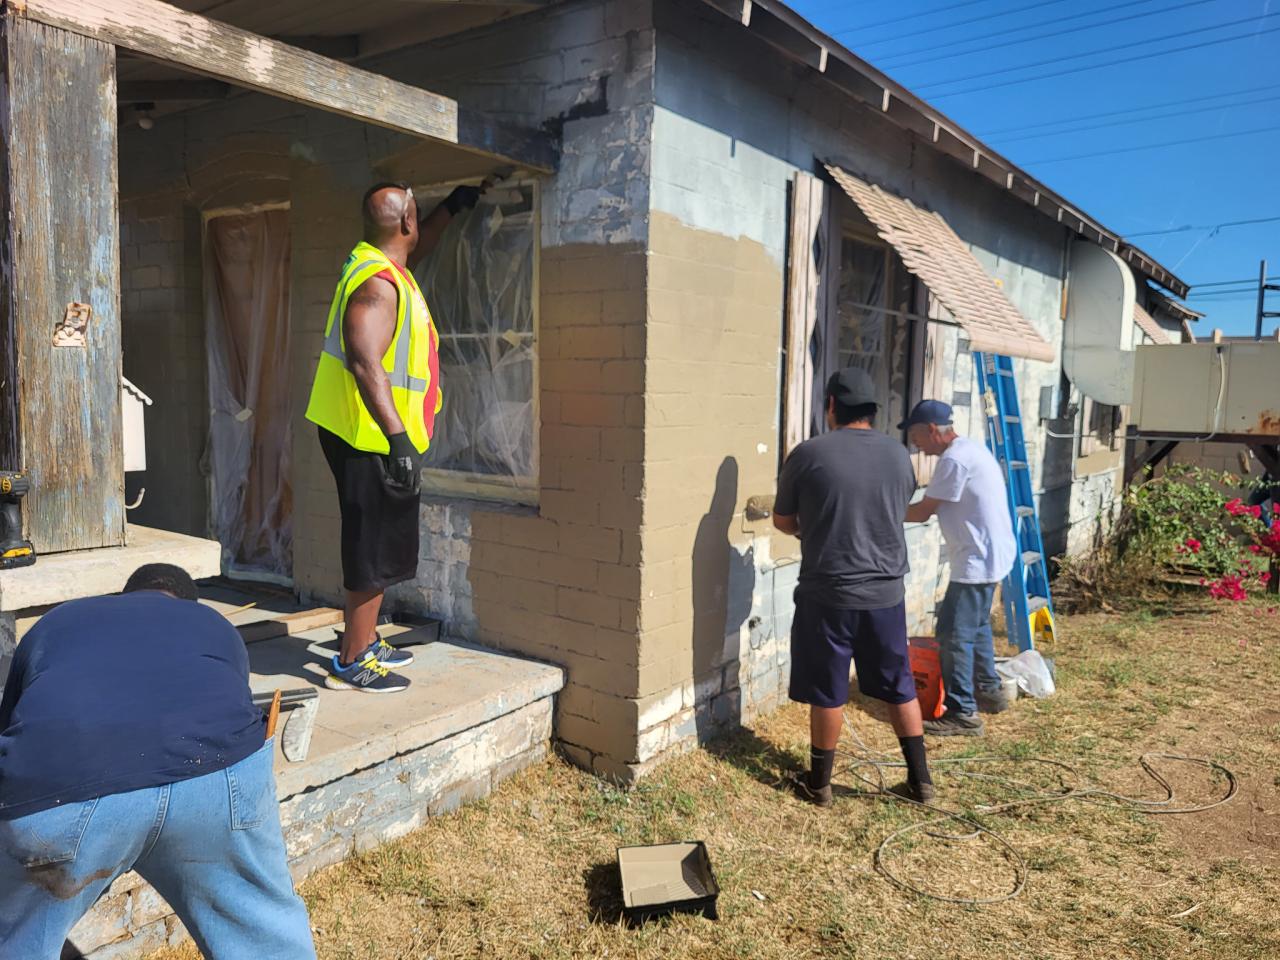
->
[305, 181, 480, 693]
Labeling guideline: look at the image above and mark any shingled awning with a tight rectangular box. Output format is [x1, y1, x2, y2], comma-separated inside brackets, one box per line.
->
[1133, 301, 1170, 344]
[824, 164, 1056, 363]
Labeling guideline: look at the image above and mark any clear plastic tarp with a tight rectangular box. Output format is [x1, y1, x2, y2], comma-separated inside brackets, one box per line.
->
[414, 183, 536, 487]
[204, 208, 293, 579]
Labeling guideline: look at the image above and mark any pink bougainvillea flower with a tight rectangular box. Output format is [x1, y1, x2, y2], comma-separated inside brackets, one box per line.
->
[1261, 572, 1273, 584]
[1225, 498, 1246, 515]
[1185, 537, 1202, 553]
[1250, 544, 1263, 553]
[1249, 504, 1263, 519]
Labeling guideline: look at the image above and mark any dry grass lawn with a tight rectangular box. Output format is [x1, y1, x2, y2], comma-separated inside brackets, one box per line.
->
[150, 599, 1280, 959]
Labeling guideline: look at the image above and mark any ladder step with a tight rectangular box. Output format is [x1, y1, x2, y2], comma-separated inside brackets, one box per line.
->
[1027, 596, 1050, 614]
[1016, 505, 1035, 518]
[1010, 460, 1028, 470]
[1022, 550, 1043, 567]
[1004, 415, 1020, 423]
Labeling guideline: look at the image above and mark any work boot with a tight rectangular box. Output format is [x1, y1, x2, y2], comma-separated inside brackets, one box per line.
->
[888, 780, 937, 804]
[976, 685, 1013, 714]
[785, 771, 833, 808]
[923, 713, 985, 737]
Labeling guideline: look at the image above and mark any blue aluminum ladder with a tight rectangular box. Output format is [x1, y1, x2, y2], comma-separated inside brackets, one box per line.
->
[973, 352, 1055, 651]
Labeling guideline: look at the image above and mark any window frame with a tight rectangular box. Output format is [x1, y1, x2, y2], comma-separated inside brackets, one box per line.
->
[412, 178, 541, 506]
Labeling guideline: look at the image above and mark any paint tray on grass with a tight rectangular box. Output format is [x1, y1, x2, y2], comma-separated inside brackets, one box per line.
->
[617, 841, 720, 923]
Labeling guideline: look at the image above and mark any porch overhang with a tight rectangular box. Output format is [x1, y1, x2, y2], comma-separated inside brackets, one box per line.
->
[10, 0, 558, 173]
[826, 164, 1057, 363]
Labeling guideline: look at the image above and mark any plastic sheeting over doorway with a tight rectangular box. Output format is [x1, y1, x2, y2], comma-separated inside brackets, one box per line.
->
[204, 208, 293, 580]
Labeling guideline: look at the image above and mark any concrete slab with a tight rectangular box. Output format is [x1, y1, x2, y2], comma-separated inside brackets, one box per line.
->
[246, 624, 566, 799]
[0, 525, 220, 612]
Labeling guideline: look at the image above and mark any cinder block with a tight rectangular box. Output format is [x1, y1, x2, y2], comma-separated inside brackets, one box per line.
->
[68, 891, 130, 954]
[558, 522, 622, 563]
[557, 586, 621, 627]
[84, 918, 169, 960]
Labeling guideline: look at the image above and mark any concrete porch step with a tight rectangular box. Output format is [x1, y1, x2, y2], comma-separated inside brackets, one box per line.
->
[65, 630, 565, 960]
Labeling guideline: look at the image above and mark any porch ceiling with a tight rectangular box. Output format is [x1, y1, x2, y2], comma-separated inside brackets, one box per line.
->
[15, 0, 558, 172]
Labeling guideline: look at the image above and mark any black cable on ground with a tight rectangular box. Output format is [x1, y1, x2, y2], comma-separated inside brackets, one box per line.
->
[834, 716, 1239, 905]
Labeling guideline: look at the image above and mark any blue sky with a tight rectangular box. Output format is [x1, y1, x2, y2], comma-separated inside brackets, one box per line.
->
[788, 0, 1280, 335]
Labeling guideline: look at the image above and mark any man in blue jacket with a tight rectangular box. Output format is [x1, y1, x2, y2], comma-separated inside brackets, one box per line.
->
[0, 564, 314, 960]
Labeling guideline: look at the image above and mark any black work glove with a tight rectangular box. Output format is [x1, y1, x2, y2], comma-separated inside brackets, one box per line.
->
[384, 432, 421, 493]
[443, 184, 482, 217]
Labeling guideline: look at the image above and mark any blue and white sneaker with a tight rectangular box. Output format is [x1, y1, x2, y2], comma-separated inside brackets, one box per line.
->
[335, 631, 415, 667]
[324, 651, 410, 693]
[369, 635, 414, 668]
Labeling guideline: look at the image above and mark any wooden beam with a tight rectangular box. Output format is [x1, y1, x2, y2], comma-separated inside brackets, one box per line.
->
[0, 13, 125, 551]
[12, 0, 555, 172]
[118, 78, 230, 101]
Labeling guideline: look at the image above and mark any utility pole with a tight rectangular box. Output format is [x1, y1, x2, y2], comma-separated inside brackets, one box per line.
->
[1257, 258, 1280, 341]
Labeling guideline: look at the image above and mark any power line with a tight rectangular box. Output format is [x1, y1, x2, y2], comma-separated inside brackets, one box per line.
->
[976, 81, 1280, 137]
[988, 92, 1280, 145]
[1023, 124, 1280, 164]
[1123, 216, 1280, 238]
[825, 0, 995, 36]
[838, 0, 1070, 47]
[1187, 275, 1280, 288]
[882, 0, 1210, 71]
[917, 11, 1278, 92]
[927, 21, 1280, 99]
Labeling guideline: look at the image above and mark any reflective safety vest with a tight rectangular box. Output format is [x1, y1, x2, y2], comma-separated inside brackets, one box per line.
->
[305, 242, 441, 455]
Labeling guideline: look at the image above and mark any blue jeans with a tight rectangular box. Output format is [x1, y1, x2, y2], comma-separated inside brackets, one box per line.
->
[0, 742, 315, 960]
[936, 581, 1004, 717]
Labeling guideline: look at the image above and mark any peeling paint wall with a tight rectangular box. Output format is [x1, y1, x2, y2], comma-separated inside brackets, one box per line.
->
[639, 0, 1123, 761]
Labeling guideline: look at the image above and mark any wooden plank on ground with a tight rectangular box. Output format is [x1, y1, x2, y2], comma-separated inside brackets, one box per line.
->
[237, 607, 344, 644]
[13, 0, 554, 171]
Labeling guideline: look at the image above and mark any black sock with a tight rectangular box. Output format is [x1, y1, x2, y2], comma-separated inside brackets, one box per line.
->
[809, 747, 836, 790]
[899, 736, 932, 786]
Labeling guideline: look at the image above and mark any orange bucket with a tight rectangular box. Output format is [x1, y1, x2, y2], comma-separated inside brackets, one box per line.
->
[908, 636, 946, 720]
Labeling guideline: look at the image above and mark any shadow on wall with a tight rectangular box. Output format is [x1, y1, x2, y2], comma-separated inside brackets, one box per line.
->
[690, 457, 755, 743]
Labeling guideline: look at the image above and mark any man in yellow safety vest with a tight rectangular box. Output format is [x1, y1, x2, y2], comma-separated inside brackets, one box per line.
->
[304, 181, 480, 693]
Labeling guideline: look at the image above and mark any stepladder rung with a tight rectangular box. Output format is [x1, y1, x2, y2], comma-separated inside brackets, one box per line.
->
[1022, 550, 1043, 567]
[1027, 596, 1050, 614]
[1010, 460, 1029, 470]
[1016, 505, 1036, 518]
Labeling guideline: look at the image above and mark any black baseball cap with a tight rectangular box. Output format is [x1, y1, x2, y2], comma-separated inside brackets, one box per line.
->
[826, 368, 878, 408]
[898, 399, 954, 430]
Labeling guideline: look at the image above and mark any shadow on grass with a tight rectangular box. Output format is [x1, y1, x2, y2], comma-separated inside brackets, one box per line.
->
[703, 725, 802, 791]
[583, 861, 625, 926]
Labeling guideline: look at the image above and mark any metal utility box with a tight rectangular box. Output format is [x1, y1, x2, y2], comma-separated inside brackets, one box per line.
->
[1131, 342, 1280, 436]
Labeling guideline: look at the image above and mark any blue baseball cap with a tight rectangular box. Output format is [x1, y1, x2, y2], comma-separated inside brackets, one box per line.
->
[898, 400, 953, 430]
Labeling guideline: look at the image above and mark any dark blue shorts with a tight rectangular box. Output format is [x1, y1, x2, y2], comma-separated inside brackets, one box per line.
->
[788, 596, 916, 707]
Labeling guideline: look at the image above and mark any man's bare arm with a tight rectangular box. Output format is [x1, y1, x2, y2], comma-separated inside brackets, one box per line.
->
[905, 496, 942, 524]
[773, 513, 800, 536]
[342, 277, 403, 437]
[410, 202, 452, 267]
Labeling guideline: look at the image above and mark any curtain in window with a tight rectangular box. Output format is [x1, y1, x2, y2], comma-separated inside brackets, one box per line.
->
[204, 209, 293, 579]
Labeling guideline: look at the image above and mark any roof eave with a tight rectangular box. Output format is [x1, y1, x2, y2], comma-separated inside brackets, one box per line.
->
[696, 0, 1189, 298]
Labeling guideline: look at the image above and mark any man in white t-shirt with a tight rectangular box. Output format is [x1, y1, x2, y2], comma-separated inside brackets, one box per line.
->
[902, 400, 1017, 737]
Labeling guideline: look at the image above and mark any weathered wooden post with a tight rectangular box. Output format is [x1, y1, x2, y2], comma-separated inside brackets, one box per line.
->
[0, 9, 123, 552]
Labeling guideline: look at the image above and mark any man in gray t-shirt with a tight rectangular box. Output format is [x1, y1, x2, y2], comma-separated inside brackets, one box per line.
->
[773, 369, 934, 807]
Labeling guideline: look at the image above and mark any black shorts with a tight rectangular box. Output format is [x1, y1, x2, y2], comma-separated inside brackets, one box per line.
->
[788, 596, 916, 707]
[318, 427, 420, 593]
